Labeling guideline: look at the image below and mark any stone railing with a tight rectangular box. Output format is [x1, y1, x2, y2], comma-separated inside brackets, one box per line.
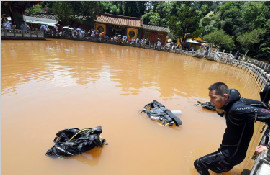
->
[192, 49, 270, 88]
[249, 126, 270, 175]
[1, 28, 45, 40]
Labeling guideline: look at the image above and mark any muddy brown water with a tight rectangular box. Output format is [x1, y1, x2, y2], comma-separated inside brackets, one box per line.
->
[1, 39, 264, 175]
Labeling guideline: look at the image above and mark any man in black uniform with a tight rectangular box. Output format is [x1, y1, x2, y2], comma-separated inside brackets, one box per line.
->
[194, 82, 270, 175]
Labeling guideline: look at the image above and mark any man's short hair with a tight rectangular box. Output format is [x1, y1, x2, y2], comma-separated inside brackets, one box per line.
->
[208, 82, 229, 95]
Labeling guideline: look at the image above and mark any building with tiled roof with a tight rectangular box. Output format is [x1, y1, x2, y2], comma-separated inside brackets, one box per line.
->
[96, 13, 142, 28]
[95, 13, 142, 40]
[94, 13, 169, 44]
[142, 25, 170, 33]
[142, 25, 170, 44]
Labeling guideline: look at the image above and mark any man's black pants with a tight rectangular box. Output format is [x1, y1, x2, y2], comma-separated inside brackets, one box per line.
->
[194, 150, 234, 173]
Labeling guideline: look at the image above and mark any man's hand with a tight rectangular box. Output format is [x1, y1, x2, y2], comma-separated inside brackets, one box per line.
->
[255, 145, 269, 155]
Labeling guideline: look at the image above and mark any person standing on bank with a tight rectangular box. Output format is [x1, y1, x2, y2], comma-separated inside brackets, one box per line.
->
[235, 50, 241, 60]
[194, 82, 270, 175]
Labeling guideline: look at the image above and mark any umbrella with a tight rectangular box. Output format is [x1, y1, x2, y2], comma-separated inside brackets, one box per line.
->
[40, 24, 46, 29]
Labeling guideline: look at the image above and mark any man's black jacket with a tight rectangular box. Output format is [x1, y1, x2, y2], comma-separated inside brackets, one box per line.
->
[220, 89, 270, 165]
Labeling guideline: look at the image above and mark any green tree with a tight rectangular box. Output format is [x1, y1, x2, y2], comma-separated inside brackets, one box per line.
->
[123, 1, 145, 17]
[200, 11, 219, 34]
[101, 1, 145, 17]
[25, 4, 44, 15]
[110, 5, 120, 14]
[236, 2, 270, 59]
[142, 10, 160, 26]
[41, 1, 54, 13]
[218, 1, 244, 37]
[80, 1, 103, 27]
[203, 30, 235, 51]
[142, 1, 171, 26]
[100, 1, 111, 13]
[101, 2, 121, 15]
[52, 2, 74, 24]
[258, 2, 270, 59]
[193, 1, 222, 18]
[168, 1, 201, 41]
[52, 2, 102, 28]
[241, 2, 266, 32]
[237, 28, 266, 56]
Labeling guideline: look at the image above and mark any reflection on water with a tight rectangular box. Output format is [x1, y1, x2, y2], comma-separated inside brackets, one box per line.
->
[1, 39, 262, 175]
[71, 147, 103, 166]
[1, 40, 260, 98]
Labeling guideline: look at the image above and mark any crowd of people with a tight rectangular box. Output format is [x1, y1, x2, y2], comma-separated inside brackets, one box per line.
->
[2, 19, 12, 29]
[37, 24, 200, 51]
[46, 26, 182, 50]
[2, 19, 244, 58]
[1, 19, 190, 51]
[2, 19, 30, 31]
[1, 17, 216, 53]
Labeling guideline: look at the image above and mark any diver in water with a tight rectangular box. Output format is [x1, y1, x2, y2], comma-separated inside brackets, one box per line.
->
[194, 82, 270, 175]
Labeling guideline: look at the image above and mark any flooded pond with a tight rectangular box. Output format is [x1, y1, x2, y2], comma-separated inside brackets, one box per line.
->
[1, 39, 263, 175]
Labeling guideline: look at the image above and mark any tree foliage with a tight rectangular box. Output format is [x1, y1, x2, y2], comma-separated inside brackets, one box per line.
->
[168, 2, 201, 41]
[51, 2, 103, 28]
[142, 1, 171, 26]
[142, 10, 160, 26]
[200, 11, 219, 35]
[218, 2, 244, 37]
[25, 4, 44, 15]
[199, 1, 269, 59]
[101, 1, 145, 17]
[203, 30, 235, 51]
[237, 28, 266, 55]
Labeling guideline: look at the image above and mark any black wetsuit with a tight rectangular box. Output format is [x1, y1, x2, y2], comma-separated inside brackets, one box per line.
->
[194, 89, 270, 174]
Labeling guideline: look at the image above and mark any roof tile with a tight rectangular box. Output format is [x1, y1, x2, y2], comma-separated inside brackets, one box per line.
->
[96, 15, 142, 27]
